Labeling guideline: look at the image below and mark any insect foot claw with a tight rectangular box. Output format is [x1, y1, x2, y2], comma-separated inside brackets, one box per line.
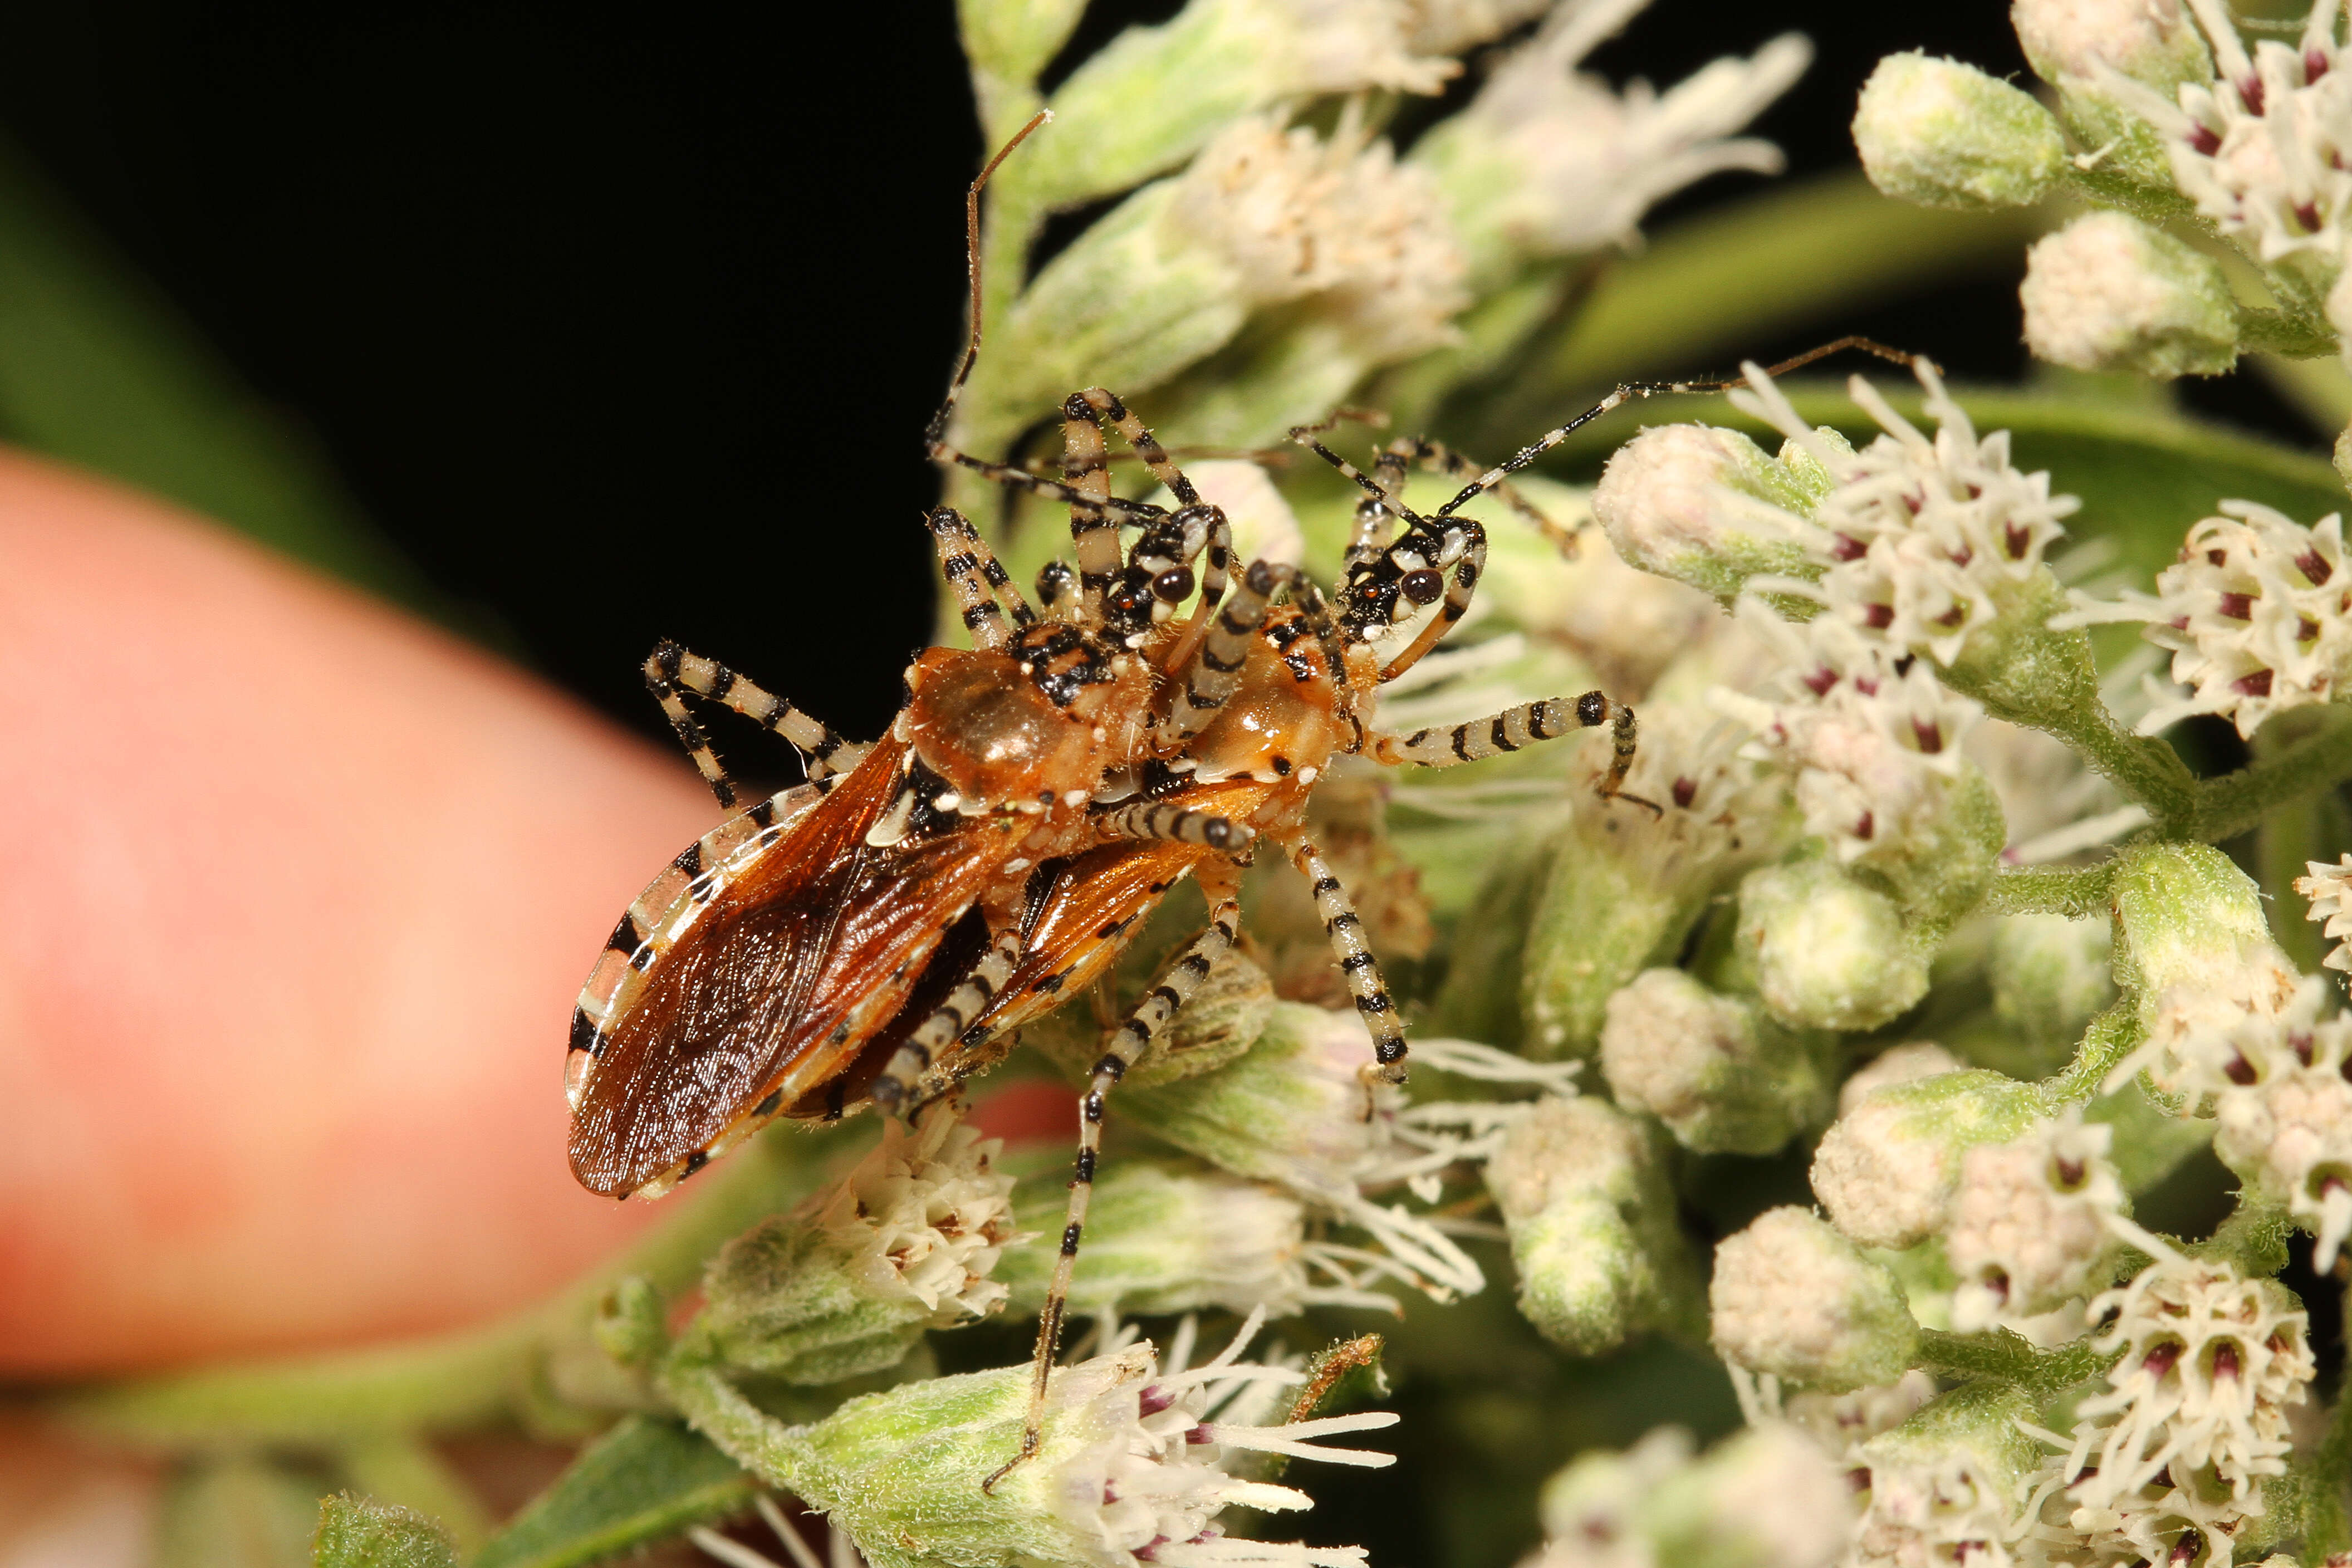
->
[981, 1432, 1040, 1494]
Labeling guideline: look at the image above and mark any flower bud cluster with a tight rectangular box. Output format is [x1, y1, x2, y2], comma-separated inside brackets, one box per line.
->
[1849, 1383, 2041, 1568]
[2054, 502, 2352, 738]
[1809, 1069, 2045, 1251]
[1521, 1423, 1855, 1568]
[1487, 1095, 1705, 1355]
[1598, 967, 1832, 1154]
[2035, 1240, 2316, 1567]
[1942, 1111, 2125, 1331]
[2020, 212, 2240, 378]
[2211, 1012, 2352, 1273]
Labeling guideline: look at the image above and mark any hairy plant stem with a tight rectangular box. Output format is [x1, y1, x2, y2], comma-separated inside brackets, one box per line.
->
[2040, 1002, 2146, 1108]
[1982, 863, 2118, 920]
[1914, 1327, 2112, 1393]
[2169, 708, 2352, 844]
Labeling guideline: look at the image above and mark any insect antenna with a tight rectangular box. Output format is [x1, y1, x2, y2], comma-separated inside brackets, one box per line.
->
[1426, 335, 1929, 520]
[922, 106, 1053, 450]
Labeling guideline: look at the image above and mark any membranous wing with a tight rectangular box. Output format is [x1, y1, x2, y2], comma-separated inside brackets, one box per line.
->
[567, 736, 1011, 1198]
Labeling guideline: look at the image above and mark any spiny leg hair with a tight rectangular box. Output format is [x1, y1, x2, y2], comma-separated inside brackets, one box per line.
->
[643, 640, 868, 811]
[1290, 837, 1408, 1081]
[1366, 691, 1660, 814]
[869, 925, 1026, 1115]
[928, 506, 1034, 650]
[988, 882, 1244, 1494]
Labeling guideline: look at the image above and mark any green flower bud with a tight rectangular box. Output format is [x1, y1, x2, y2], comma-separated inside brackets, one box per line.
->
[1709, 1207, 1919, 1391]
[1809, 1070, 2044, 1250]
[1736, 858, 1930, 1033]
[675, 1117, 1015, 1386]
[670, 1327, 1399, 1568]
[591, 1275, 668, 1373]
[1853, 52, 2067, 210]
[1852, 1383, 2040, 1564]
[997, 1162, 1339, 1320]
[1988, 910, 2117, 1050]
[313, 1493, 458, 1568]
[1487, 1096, 1706, 1354]
[2110, 840, 2273, 997]
[1007, 0, 1455, 213]
[2021, 213, 2238, 378]
[2012, 0, 2213, 197]
[1599, 968, 1834, 1155]
[1591, 422, 1845, 601]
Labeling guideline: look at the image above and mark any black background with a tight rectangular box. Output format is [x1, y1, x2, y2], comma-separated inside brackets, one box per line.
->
[0, 1, 2326, 747]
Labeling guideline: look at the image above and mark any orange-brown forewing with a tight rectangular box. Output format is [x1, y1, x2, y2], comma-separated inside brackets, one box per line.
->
[567, 737, 1016, 1198]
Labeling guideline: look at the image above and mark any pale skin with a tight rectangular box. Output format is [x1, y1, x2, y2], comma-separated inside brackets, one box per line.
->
[0, 449, 734, 1376]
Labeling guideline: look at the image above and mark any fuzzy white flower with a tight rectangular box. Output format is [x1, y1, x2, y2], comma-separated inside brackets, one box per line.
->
[2032, 1233, 2315, 1568]
[1850, 1385, 2041, 1568]
[1174, 113, 1469, 362]
[2103, 0, 2352, 298]
[1810, 1070, 2044, 1250]
[827, 1114, 1020, 1319]
[2011, 0, 2213, 89]
[1942, 1111, 2124, 1331]
[2103, 955, 2320, 1112]
[2294, 851, 2352, 971]
[1778, 1370, 1938, 1459]
[1522, 1422, 1853, 1568]
[2212, 1011, 2352, 1271]
[1733, 359, 2078, 668]
[1415, 0, 1808, 281]
[1599, 967, 1831, 1154]
[2054, 501, 2352, 737]
[2020, 210, 2240, 377]
[1708, 1207, 1919, 1391]
[1713, 609, 1981, 861]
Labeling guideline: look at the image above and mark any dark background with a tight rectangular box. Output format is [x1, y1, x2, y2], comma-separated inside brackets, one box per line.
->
[0, 1, 2325, 747]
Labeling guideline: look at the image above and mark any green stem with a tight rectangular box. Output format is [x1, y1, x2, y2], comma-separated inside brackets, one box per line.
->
[1914, 1327, 2111, 1392]
[2040, 1001, 2147, 1108]
[2196, 1193, 2292, 1277]
[2170, 708, 2352, 843]
[656, 1357, 824, 1494]
[1981, 862, 2118, 920]
[2039, 700, 2198, 825]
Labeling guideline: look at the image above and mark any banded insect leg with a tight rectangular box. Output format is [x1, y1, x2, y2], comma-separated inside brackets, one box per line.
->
[986, 862, 1246, 1492]
[1287, 837, 1408, 1086]
[1376, 435, 1579, 557]
[642, 640, 870, 810]
[927, 507, 1033, 649]
[1365, 692, 1659, 814]
[866, 926, 1027, 1116]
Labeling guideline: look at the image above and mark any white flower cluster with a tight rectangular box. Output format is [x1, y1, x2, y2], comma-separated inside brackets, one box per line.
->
[2102, 950, 2319, 1113]
[1172, 111, 1470, 365]
[1943, 1113, 2124, 1334]
[2296, 851, 2352, 971]
[823, 1113, 1020, 1321]
[1414, 0, 1810, 282]
[1520, 1422, 1855, 1568]
[2212, 1010, 2352, 1272]
[1616, 357, 2077, 863]
[2054, 502, 2352, 737]
[2110, 0, 2352, 302]
[2028, 1238, 2315, 1568]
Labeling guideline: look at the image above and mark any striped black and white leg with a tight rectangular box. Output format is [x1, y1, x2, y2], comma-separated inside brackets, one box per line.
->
[1365, 692, 1659, 813]
[1159, 558, 1302, 744]
[1288, 837, 1408, 1085]
[1097, 799, 1253, 850]
[643, 641, 870, 810]
[986, 882, 1244, 1493]
[1376, 435, 1579, 556]
[868, 927, 1027, 1117]
[928, 507, 1033, 649]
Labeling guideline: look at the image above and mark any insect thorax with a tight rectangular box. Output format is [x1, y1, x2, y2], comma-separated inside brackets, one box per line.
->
[898, 631, 1150, 811]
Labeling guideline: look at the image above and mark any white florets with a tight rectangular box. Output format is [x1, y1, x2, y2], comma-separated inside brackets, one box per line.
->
[2295, 851, 2352, 972]
[2011, 0, 2212, 86]
[1045, 1314, 1403, 1568]
[1259, 0, 1462, 97]
[1173, 114, 1469, 363]
[824, 1113, 1018, 1320]
[1942, 1111, 2124, 1331]
[1440, 3, 1809, 257]
[2211, 1012, 2352, 1272]
[2032, 1238, 2315, 1568]
[1708, 1206, 1918, 1391]
[2102, 953, 2319, 1111]
[2054, 502, 2352, 736]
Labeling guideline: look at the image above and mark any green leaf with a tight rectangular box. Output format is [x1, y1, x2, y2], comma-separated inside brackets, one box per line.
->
[160, 1458, 328, 1568]
[0, 139, 430, 608]
[311, 1495, 458, 1568]
[472, 1417, 757, 1568]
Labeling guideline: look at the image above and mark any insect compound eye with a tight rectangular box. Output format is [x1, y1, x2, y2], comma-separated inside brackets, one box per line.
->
[1400, 567, 1444, 606]
[1153, 566, 1196, 603]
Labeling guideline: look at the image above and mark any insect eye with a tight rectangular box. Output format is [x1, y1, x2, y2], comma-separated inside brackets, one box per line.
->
[1400, 568, 1444, 606]
[1153, 566, 1195, 602]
